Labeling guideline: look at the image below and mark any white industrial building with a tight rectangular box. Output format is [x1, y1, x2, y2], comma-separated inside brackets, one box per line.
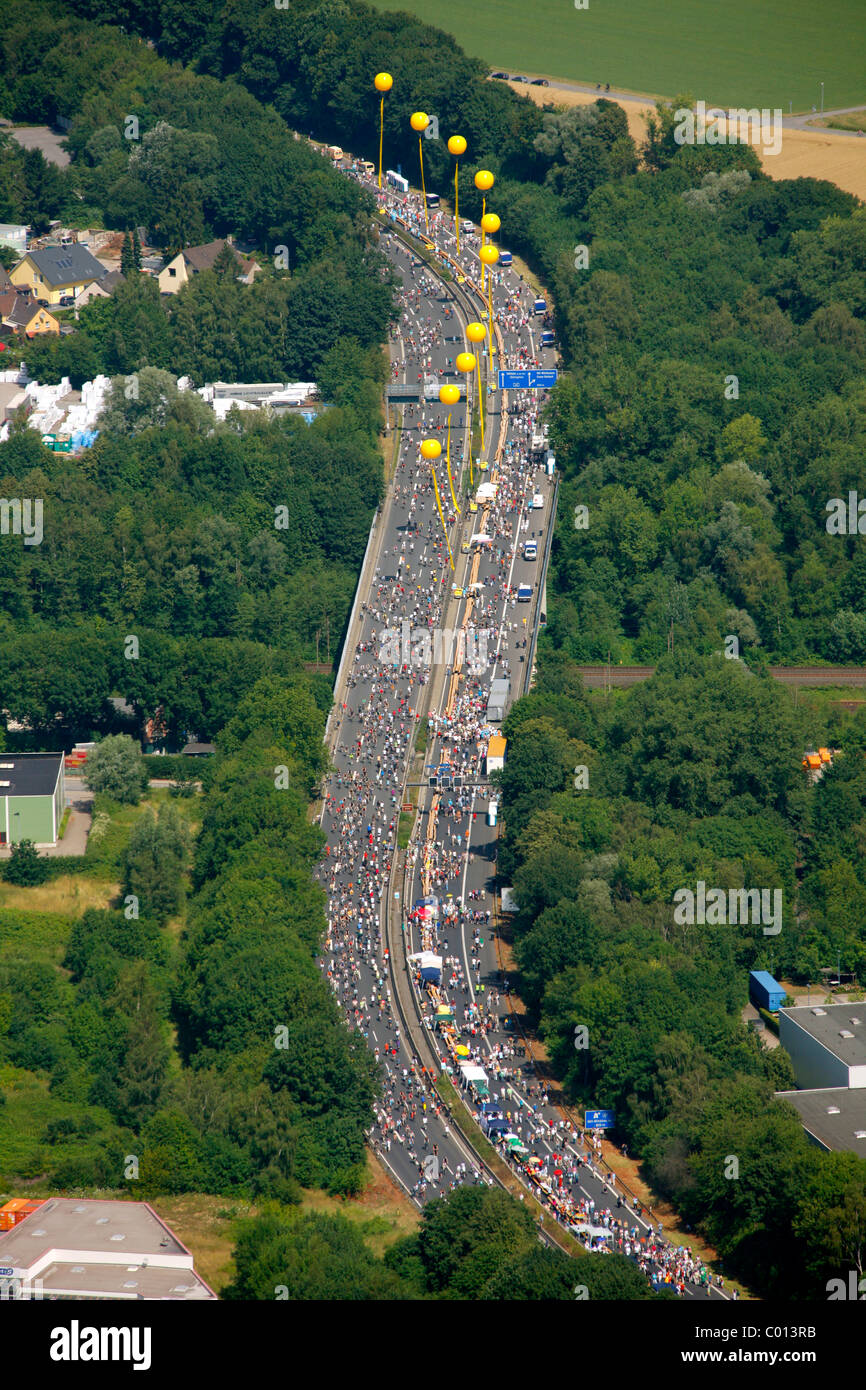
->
[0, 1197, 216, 1300]
[778, 1003, 866, 1091]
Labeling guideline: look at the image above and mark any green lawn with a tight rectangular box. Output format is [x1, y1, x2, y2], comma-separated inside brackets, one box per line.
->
[371, 0, 866, 111]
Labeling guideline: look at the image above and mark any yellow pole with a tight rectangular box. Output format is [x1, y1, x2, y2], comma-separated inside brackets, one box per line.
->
[476, 358, 484, 451]
[419, 138, 429, 234]
[446, 413, 460, 513]
[431, 464, 454, 568]
[455, 162, 460, 253]
[468, 381, 474, 488]
[480, 195, 486, 290]
[488, 277, 494, 376]
[378, 96, 384, 189]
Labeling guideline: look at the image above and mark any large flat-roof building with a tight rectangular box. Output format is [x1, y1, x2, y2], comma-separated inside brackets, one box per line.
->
[776, 1088, 866, 1160]
[0, 1198, 216, 1300]
[778, 1002, 866, 1091]
[0, 752, 65, 846]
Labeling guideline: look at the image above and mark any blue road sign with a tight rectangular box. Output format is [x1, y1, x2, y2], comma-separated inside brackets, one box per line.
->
[585, 1109, 615, 1130]
[497, 369, 558, 390]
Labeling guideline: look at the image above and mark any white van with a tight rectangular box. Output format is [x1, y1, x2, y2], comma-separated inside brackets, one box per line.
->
[487, 798, 498, 826]
[531, 492, 544, 509]
[461, 219, 474, 233]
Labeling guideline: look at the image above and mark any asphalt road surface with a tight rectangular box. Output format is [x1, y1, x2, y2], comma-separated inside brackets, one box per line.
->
[315, 164, 726, 1299]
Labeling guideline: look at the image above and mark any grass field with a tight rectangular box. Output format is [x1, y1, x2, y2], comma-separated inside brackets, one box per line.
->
[823, 111, 866, 131]
[151, 1156, 419, 1292]
[372, 0, 866, 112]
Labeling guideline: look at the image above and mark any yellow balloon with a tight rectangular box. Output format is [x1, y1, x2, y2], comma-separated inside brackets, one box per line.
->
[456, 352, 477, 373]
[420, 439, 442, 460]
[474, 169, 494, 191]
[480, 212, 500, 234]
[448, 135, 467, 156]
[374, 72, 393, 92]
[439, 384, 461, 404]
[480, 244, 500, 265]
[466, 321, 486, 343]
[410, 111, 429, 132]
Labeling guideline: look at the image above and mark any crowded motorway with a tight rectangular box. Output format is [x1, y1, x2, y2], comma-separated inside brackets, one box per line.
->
[314, 160, 726, 1300]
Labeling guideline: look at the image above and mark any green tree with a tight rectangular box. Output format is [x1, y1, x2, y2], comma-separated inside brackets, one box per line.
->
[124, 803, 189, 924]
[3, 838, 49, 885]
[83, 734, 148, 805]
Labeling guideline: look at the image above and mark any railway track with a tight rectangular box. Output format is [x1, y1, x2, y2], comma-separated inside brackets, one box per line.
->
[576, 665, 866, 688]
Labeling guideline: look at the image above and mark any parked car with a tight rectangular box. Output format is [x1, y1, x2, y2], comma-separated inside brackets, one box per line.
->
[491, 71, 509, 79]
[531, 78, 550, 86]
[58, 295, 74, 306]
[512, 75, 529, 83]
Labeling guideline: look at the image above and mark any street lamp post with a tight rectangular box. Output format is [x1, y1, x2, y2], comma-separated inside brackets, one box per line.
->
[820, 82, 824, 114]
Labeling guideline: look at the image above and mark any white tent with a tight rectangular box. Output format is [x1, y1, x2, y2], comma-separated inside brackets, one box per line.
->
[458, 1064, 488, 1083]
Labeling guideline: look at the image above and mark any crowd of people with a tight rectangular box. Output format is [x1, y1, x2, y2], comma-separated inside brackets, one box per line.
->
[313, 160, 727, 1300]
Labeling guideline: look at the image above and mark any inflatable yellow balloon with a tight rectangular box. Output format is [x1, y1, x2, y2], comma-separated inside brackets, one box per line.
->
[480, 244, 499, 265]
[375, 74, 393, 188]
[466, 321, 486, 343]
[456, 352, 477, 373]
[410, 111, 429, 132]
[480, 212, 500, 235]
[448, 135, 467, 156]
[474, 170, 494, 191]
[439, 384, 461, 405]
[420, 439, 442, 460]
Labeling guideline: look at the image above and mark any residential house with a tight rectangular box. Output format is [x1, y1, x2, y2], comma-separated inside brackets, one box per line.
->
[157, 237, 258, 295]
[0, 289, 59, 336]
[10, 244, 105, 306]
[74, 268, 125, 309]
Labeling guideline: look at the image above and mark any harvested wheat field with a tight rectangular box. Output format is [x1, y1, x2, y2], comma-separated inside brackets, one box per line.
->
[516, 83, 866, 202]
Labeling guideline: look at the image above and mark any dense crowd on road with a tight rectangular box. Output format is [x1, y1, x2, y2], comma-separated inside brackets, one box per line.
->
[313, 161, 726, 1300]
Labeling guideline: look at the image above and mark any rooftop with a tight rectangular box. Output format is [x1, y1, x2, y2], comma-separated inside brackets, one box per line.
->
[0, 1196, 187, 1262]
[36, 1261, 214, 1300]
[776, 1088, 866, 1159]
[780, 1001, 866, 1066]
[0, 753, 63, 796]
[25, 244, 105, 286]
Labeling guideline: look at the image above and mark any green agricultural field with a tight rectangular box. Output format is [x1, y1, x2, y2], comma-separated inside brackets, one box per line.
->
[371, 0, 866, 112]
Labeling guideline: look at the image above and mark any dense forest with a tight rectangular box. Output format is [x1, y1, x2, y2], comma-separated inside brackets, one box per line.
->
[0, 349, 384, 741]
[0, 678, 376, 1198]
[497, 655, 866, 1298]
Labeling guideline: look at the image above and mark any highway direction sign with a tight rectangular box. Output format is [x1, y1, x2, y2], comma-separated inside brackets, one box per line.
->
[585, 1109, 615, 1130]
[497, 369, 558, 390]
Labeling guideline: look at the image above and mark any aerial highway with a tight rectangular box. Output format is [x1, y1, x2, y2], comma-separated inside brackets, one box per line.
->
[314, 161, 726, 1297]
